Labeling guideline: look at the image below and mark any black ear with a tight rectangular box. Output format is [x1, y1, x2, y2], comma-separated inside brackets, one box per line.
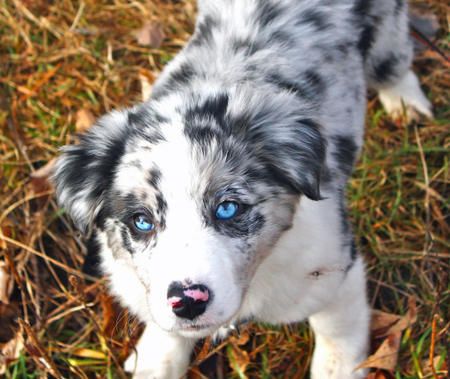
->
[52, 110, 132, 232]
[252, 118, 326, 200]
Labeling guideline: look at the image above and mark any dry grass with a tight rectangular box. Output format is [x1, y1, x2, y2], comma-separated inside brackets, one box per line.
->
[0, 0, 448, 378]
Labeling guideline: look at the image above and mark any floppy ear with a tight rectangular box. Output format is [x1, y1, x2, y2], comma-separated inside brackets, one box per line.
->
[250, 117, 326, 200]
[52, 110, 131, 233]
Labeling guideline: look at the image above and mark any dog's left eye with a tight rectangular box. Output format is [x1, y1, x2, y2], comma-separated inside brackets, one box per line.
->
[133, 214, 154, 232]
[215, 201, 239, 220]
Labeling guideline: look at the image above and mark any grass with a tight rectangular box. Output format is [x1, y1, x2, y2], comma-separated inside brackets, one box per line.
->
[0, 0, 448, 378]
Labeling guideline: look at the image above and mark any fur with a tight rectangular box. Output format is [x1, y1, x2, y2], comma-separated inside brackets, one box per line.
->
[53, 0, 432, 378]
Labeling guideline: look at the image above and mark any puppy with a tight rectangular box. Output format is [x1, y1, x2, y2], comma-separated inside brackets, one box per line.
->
[53, 0, 432, 378]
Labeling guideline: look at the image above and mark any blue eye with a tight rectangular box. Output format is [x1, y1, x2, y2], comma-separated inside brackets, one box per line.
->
[215, 201, 239, 220]
[133, 214, 154, 232]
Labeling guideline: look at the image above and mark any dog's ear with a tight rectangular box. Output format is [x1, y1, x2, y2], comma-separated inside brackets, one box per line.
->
[52, 110, 132, 233]
[250, 118, 326, 200]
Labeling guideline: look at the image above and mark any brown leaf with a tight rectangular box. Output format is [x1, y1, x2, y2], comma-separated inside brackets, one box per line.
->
[371, 297, 417, 338]
[371, 310, 401, 337]
[134, 22, 165, 48]
[76, 109, 96, 133]
[357, 331, 401, 371]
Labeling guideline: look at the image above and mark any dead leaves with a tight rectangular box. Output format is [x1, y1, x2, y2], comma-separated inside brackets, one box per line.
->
[359, 298, 418, 377]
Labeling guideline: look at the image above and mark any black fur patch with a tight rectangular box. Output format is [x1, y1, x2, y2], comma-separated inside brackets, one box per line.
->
[83, 231, 102, 277]
[332, 135, 357, 176]
[266, 70, 326, 102]
[353, 0, 380, 59]
[128, 106, 169, 126]
[254, 118, 326, 200]
[256, 1, 283, 28]
[147, 168, 162, 189]
[189, 15, 220, 48]
[373, 54, 400, 84]
[183, 93, 230, 145]
[152, 62, 196, 100]
[394, 0, 404, 15]
[231, 37, 261, 56]
[120, 225, 134, 254]
[298, 9, 331, 31]
[209, 209, 266, 239]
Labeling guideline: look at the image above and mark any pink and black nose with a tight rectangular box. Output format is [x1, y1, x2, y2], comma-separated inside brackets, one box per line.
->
[167, 282, 210, 320]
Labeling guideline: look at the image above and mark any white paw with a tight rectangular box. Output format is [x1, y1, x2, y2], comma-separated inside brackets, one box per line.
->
[378, 70, 433, 121]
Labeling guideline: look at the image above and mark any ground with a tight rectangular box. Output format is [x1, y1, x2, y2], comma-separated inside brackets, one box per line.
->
[0, 0, 448, 378]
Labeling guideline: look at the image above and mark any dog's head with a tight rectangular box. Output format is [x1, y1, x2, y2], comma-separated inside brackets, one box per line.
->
[53, 86, 325, 337]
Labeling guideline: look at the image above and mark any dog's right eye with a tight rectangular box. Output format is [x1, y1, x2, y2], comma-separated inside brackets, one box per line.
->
[132, 214, 154, 233]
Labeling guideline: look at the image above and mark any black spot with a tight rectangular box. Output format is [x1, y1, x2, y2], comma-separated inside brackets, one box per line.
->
[151, 62, 196, 100]
[302, 70, 326, 99]
[353, 0, 380, 59]
[332, 135, 357, 176]
[256, 1, 283, 28]
[120, 225, 133, 254]
[373, 54, 400, 84]
[184, 126, 222, 147]
[147, 168, 161, 189]
[265, 70, 326, 102]
[394, 0, 404, 15]
[254, 118, 326, 200]
[155, 193, 168, 228]
[350, 239, 358, 261]
[298, 9, 331, 31]
[231, 37, 261, 56]
[338, 192, 350, 236]
[83, 231, 102, 277]
[269, 30, 294, 47]
[183, 93, 230, 145]
[189, 15, 219, 48]
[128, 107, 169, 126]
[266, 72, 302, 96]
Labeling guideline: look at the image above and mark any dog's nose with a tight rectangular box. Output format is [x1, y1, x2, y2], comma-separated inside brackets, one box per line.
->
[167, 282, 210, 320]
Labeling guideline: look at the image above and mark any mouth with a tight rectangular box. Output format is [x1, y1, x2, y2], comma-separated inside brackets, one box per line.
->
[178, 323, 213, 331]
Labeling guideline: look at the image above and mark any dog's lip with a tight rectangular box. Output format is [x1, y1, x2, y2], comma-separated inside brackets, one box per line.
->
[178, 323, 213, 330]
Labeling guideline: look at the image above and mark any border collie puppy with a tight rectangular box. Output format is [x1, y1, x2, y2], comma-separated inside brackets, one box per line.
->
[53, 0, 432, 377]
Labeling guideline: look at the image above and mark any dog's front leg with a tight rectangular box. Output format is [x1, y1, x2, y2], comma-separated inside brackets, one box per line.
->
[124, 323, 195, 379]
[308, 258, 370, 379]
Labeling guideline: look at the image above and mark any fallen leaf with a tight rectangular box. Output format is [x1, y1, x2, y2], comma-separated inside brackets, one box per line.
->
[371, 297, 417, 338]
[371, 310, 401, 337]
[134, 22, 165, 48]
[76, 109, 96, 133]
[358, 331, 401, 371]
